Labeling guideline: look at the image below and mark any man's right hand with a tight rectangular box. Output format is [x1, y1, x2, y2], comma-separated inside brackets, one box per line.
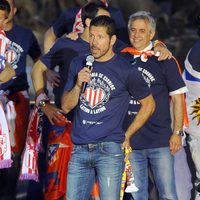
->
[66, 32, 79, 40]
[41, 103, 66, 125]
[76, 67, 91, 88]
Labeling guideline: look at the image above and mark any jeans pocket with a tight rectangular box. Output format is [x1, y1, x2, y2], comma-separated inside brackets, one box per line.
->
[101, 142, 124, 157]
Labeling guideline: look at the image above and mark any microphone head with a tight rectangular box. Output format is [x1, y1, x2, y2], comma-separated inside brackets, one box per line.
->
[86, 55, 94, 65]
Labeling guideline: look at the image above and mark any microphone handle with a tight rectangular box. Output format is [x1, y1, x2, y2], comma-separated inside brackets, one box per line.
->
[81, 65, 92, 94]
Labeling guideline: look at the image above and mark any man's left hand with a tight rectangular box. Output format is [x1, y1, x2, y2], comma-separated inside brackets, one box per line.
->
[169, 133, 182, 155]
[122, 136, 131, 162]
[154, 44, 172, 61]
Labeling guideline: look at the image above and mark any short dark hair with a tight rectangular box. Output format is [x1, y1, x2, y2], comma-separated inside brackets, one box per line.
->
[90, 15, 116, 37]
[0, 0, 11, 16]
[81, 1, 108, 28]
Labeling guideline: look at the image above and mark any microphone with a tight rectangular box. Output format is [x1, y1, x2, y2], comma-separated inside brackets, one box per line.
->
[81, 55, 94, 93]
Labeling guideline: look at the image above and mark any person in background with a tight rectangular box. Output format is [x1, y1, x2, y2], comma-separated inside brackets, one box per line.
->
[43, 0, 128, 53]
[121, 11, 189, 200]
[0, 0, 41, 199]
[61, 15, 155, 200]
[183, 39, 200, 200]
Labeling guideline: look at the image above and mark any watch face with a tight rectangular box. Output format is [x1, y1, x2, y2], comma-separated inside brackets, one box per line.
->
[39, 100, 46, 107]
[176, 131, 184, 136]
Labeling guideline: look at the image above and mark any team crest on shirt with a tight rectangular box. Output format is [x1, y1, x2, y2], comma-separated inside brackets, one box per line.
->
[80, 72, 115, 114]
[5, 41, 23, 69]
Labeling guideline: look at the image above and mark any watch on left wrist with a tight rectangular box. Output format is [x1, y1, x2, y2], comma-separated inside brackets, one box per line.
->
[174, 130, 184, 136]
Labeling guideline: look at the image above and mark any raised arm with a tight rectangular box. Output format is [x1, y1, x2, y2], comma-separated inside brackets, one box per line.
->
[61, 66, 91, 113]
[44, 27, 57, 53]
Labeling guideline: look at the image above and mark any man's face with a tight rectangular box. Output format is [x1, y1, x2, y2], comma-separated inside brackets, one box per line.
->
[129, 19, 155, 51]
[89, 25, 114, 61]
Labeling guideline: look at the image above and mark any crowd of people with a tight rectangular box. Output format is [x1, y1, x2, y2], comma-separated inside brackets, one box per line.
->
[0, 0, 200, 200]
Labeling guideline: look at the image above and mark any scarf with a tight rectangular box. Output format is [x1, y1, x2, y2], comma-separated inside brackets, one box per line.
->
[19, 105, 43, 181]
[121, 47, 157, 62]
[72, 8, 83, 33]
[120, 147, 138, 200]
[0, 101, 13, 168]
[20, 93, 49, 181]
[6, 100, 16, 149]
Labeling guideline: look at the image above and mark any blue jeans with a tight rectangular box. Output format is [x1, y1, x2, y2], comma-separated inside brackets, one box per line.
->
[129, 147, 178, 200]
[66, 142, 124, 200]
[174, 147, 192, 200]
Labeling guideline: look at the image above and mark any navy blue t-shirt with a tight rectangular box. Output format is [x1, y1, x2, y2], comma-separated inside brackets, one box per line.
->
[64, 54, 151, 144]
[187, 39, 200, 72]
[41, 36, 126, 107]
[52, 6, 129, 43]
[122, 55, 186, 149]
[2, 24, 41, 93]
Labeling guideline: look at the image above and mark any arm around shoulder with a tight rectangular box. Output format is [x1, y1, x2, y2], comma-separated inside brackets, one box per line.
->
[44, 27, 57, 53]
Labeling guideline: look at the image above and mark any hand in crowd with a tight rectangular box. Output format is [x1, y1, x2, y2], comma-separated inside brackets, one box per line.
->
[41, 103, 66, 125]
[66, 32, 79, 40]
[154, 44, 172, 61]
[45, 69, 60, 88]
[169, 133, 182, 155]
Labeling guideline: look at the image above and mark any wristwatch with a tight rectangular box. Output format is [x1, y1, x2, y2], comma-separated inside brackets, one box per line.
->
[174, 130, 184, 136]
[38, 100, 49, 108]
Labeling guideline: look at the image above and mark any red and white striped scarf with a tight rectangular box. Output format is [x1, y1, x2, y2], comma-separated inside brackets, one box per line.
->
[72, 8, 83, 33]
[0, 29, 9, 56]
[19, 105, 43, 181]
[0, 101, 13, 168]
[20, 93, 48, 181]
